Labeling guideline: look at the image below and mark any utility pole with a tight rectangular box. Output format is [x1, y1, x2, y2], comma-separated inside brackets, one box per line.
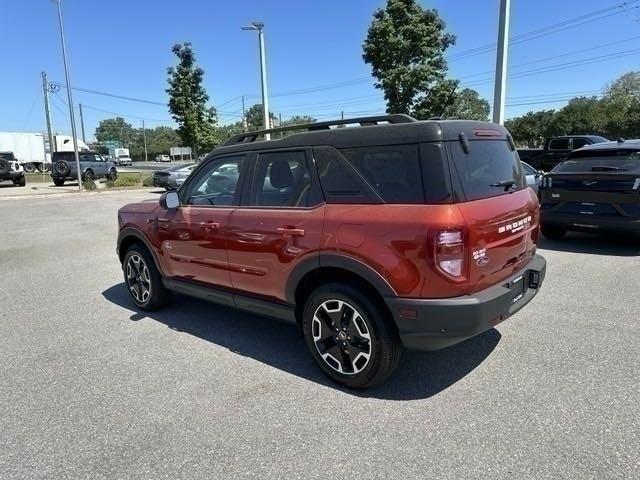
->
[241, 22, 270, 140]
[142, 120, 148, 162]
[492, 0, 511, 125]
[54, 0, 82, 190]
[341, 110, 344, 120]
[242, 95, 247, 132]
[79, 103, 86, 143]
[41, 72, 55, 160]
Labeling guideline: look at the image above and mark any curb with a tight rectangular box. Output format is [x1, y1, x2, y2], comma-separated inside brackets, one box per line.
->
[0, 187, 159, 201]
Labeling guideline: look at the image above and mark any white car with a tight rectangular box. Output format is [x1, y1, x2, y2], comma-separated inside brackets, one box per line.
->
[522, 161, 542, 195]
[155, 155, 171, 162]
[117, 155, 133, 166]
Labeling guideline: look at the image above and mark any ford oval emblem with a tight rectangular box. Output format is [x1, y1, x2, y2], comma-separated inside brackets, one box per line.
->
[476, 256, 490, 267]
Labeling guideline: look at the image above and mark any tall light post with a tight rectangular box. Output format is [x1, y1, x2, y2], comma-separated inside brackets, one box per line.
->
[53, 0, 82, 190]
[241, 21, 270, 140]
[492, 0, 511, 125]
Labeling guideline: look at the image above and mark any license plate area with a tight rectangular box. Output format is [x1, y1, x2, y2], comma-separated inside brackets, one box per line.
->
[509, 275, 525, 304]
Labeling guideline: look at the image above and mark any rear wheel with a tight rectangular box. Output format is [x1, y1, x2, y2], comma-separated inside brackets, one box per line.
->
[542, 225, 567, 240]
[123, 246, 171, 311]
[23, 163, 36, 173]
[53, 178, 65, 187]
[302, 283, 402, 389]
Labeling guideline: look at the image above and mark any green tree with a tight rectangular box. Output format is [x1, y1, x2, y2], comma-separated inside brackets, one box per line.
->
[166, 42, 218, 154]
[550, 97, 606, 137]
[282, 115, 316, 126]
[505, 110, 556, 147]
[413, 81, 489, 120]
[95, 117, 137, 146]
[363, 0, 455, 114]
[245, 103, 276, 131]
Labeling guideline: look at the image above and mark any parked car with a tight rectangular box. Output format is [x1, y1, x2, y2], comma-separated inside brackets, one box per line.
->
[152, 164, 196, 190]
[116, 115, 546, 388]
[518, 135, 608, 172]
[0, 151, 26, 187]
[155, 155, 171, 162]
[117, 155, 133, 166]
[522, 161, 542, 195]
[50, 151, 117, 186]
[540, 139, 640, 239]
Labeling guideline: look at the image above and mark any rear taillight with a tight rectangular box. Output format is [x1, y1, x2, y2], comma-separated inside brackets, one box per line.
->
[435, 230, 465, 280]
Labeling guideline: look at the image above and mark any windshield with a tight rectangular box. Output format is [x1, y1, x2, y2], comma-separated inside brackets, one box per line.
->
[557, 149, 640, 173]
[451, 140, 526, 201]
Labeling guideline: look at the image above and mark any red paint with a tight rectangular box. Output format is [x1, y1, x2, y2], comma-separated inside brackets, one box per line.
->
[119, 188, 540, 303]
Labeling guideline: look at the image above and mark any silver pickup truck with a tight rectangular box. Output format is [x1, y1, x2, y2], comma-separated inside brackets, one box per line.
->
[50, 152, 118, 187]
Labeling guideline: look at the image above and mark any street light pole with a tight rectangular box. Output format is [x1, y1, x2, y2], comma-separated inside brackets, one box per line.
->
[492, 0, 511, 125]
[242, 21, 270, 140]
[54, 0, 82, 190]
[41, 72, 55, 161]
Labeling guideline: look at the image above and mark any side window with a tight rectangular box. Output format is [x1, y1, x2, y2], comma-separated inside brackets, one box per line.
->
[184, 156, 244, 206]
[521, 162, 536, 175]
[313, 147, 382, 204]
[549, 138, 569, 150]
[251, 151, 312, 207]
[572, 138, 589, 149]
[339, 144, 424, 203]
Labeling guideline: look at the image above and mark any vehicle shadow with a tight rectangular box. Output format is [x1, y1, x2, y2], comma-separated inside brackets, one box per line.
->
[102, 283, 500, 401]
[539, 232, 640, 256]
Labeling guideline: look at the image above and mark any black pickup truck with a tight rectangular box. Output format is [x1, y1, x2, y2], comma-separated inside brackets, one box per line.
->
[518, 135, 608, 171]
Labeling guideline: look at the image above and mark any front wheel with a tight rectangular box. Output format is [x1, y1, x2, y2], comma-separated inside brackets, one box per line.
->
[107, 169, 118, 181]
[302, 283, 402, 389]
[123, 246, 171, 311]
[14, 176, 26, 187]
[53, 178, 65, 187]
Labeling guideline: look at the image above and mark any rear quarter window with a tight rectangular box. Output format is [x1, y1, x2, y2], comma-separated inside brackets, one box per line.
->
[450, 140, 526, 201]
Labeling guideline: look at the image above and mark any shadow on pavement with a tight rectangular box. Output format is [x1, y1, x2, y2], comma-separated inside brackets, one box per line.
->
[102, 283, 500, 401]
[539, 231, 640, 256]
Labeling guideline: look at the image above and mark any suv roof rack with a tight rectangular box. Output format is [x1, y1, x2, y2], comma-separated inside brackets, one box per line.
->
[222, 114, 417, 146]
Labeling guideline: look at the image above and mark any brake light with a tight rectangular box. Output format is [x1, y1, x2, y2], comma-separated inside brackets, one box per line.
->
[435, 230, 465, 279]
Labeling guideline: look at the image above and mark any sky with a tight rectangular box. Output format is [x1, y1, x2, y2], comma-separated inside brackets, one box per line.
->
[2, 0, 640, 140]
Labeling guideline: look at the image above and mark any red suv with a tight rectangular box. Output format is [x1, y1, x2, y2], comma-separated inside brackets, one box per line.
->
[117, 115, 546, 388]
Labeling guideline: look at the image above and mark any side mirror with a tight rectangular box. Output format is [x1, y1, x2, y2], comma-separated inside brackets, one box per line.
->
[160, 190, 179, 209]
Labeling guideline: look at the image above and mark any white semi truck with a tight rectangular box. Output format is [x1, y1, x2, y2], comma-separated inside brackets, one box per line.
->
[0, 132, 90, 172]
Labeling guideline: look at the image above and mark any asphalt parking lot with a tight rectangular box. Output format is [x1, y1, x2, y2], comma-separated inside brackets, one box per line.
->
[1, 191, 638, 479]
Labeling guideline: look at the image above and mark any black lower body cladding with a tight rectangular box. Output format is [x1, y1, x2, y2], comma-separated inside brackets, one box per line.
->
[385, 255, 546, 351]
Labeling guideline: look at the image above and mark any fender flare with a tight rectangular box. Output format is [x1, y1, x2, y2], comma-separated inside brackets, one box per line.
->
[117, 226, 166, 276]
[284, 252, 396, 305]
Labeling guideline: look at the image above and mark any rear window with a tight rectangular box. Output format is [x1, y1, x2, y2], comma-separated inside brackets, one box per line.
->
[450, 140, 525, 201]
[557, 149, 640, 173]
[549, 138, 570, 150]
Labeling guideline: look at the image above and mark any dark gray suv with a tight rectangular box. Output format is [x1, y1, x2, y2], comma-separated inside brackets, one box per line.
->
[51, 152, 117, 186]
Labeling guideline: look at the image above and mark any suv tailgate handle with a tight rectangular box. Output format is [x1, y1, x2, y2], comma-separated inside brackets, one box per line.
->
[277, 227, 305, 237]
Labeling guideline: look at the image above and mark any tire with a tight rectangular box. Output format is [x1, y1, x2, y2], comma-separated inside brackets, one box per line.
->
[107, 169, 118, 181]
[541, 225, 566, 240]
[13, 176, 26, 187]
[53, 178, 65, 187]
[53, 160, 71, 177]
[83, 170, 95, 182]
[302, 283, 402, 389]
[123, 246, 171, 311]
[23, 163, 36, 173]
[38, 164, 50, 173]
[0, 159, 9, 175]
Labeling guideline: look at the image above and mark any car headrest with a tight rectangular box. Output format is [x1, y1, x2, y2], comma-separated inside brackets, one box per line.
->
[269, 159, 294, 189]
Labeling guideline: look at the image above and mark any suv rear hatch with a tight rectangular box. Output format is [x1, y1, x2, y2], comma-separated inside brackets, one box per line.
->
[447, 131, 539, 294]
[541, 148, 640, 222]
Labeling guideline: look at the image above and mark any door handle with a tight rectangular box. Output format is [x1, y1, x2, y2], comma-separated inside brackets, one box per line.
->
[277, 227, 305, 237]
[199, 221, 221, 231]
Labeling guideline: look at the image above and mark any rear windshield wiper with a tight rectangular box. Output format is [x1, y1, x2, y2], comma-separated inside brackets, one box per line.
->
[490, 179, 517, 191]
[591, 165, 627, 172]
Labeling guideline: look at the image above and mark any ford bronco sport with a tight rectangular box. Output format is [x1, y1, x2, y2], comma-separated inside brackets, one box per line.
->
[116, 115, 546, 388]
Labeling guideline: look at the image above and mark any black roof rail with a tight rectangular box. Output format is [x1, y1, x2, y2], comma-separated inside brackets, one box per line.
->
[222, 114, 417, 146]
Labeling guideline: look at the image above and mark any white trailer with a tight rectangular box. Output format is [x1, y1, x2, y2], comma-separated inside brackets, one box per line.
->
[0, 132, 89, 172]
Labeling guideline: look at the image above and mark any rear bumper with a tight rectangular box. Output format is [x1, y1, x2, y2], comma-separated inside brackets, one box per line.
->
[542, 213, 640, 234]
[385, 254, 546, 352]
[1, 171, 24, 180]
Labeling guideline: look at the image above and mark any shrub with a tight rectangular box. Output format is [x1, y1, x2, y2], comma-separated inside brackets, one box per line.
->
[142, 175, 155, 187]
[105, 176, 140, 188]
[83, 180, 97, 190]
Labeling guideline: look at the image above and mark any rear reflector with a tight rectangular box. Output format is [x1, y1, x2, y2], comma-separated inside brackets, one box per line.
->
[436, 230, 465, 279]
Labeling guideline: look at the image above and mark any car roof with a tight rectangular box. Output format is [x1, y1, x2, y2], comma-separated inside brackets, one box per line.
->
[573, 139, 640, 151]
[211, 116, 511, 157]
[551, 135, 606, 140]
